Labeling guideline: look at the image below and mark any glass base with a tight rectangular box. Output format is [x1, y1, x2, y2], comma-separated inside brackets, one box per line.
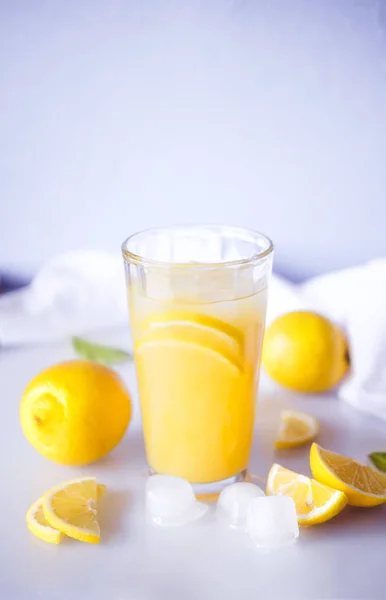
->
[148, 467, 248, 500]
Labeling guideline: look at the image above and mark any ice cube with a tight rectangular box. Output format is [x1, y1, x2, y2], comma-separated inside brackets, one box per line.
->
[246, 496, 299, 548]
[146, 475, 208, 526]
[216, 482, 266, 529]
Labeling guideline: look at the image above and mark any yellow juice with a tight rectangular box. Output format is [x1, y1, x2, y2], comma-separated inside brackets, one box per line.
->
[129, 284, 268, 484]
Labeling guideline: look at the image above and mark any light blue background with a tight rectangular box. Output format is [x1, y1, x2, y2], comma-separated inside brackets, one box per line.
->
[1, 0, 386, 281]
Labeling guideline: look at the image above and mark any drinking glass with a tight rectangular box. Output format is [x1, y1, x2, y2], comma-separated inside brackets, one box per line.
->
[122, 225, 273, 493]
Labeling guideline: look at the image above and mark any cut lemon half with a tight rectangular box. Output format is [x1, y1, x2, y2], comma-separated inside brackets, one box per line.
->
[275, 410, 319, 449]
[310, 443, 386, 507]
[141, 311, 243, 358]
[27, 497, 64, 544]
[42, 477, 101, 543]
[267, 463, 347, 525]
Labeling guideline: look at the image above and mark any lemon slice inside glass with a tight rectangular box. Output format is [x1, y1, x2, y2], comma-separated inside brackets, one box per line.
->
[140, 311, 243, 361]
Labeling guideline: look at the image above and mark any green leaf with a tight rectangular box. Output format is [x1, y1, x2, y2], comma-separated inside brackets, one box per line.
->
[368, 452, 386, 473]
[72, 337, 133, 365]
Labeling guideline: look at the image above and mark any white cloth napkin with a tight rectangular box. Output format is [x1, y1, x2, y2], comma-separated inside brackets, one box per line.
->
[1, 251, 386, 421]
[0, 251, 127, 346]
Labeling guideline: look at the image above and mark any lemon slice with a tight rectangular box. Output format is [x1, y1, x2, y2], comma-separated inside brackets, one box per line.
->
[136, 332, 242, 374]
[310, 443, 386, 507]
[141, 311, 243, 358]
[26, 497, 64, 544]
[275, 410, 319, 449]
[266, 463, 347, 525]
[42, 477, 101, 543]
[27, 483, 106, 545]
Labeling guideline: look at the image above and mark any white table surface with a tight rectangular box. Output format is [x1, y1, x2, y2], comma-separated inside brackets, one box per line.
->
[1, 329, 385, 600]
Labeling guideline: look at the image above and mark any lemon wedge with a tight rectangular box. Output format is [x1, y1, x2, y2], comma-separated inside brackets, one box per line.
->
[275, 410, 319, 449]
[42, 477, 101, 543]
[26, 497, 64, 544]
[310, 443, 386, 507]
[266, 463, 347, 525]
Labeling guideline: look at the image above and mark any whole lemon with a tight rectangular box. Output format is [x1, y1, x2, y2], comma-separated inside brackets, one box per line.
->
[20, 360, 132, 465]
[262, 311, 349, 393]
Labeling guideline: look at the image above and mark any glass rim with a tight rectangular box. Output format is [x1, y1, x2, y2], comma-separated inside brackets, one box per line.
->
[121, 224, 274, 269]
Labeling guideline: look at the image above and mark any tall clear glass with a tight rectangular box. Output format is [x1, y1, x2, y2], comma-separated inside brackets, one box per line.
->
[122, 225, 273, 493]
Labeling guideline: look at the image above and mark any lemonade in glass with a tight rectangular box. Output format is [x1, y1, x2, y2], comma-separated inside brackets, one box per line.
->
[122, 226, 273, 492]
